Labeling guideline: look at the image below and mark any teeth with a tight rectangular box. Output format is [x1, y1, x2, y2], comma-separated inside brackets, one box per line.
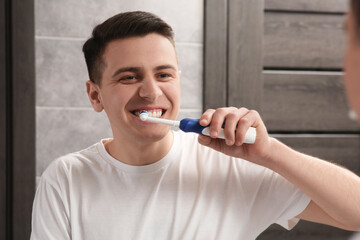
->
[135, 110, 163, 118]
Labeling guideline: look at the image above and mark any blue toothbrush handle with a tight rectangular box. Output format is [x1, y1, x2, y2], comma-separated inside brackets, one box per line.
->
[179, 118, 256, 144]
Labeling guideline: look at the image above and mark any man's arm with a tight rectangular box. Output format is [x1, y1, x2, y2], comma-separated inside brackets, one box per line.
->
[197, 107, 360, 231]
[269, 138, 360, 231]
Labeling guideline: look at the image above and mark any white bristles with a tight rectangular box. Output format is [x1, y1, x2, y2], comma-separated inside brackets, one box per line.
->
[139, 112, 180, 127]
[139, 112, 149, 121]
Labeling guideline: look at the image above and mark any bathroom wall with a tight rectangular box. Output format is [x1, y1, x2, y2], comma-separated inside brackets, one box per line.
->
[35, 0, 204, 177]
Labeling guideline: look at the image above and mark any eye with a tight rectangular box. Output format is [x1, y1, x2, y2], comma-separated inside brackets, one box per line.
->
[159, 73, 169, 78]
[121, 75, 135, 80]
[118, 75, 138, 84]
[157, 73, 173, 81]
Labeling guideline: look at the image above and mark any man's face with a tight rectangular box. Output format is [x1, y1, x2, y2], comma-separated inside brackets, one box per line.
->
[344, 11, 360, 123]
[89, 33, 181, 143]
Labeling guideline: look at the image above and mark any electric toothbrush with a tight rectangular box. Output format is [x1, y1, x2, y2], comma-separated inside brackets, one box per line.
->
[139, 111, 256, 144]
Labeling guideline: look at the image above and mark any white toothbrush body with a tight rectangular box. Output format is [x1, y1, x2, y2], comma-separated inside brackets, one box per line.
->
[139, 111, 256, 144]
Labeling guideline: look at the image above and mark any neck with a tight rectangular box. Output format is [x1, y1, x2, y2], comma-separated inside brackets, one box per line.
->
[105, 131, 174, 166]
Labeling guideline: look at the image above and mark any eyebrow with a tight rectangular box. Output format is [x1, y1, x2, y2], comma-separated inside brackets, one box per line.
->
[154, 64, 177, 71]
[111, 64, 177, 78]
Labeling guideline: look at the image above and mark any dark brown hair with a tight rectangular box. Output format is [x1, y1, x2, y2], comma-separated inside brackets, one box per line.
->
[82, 11, 175, 85]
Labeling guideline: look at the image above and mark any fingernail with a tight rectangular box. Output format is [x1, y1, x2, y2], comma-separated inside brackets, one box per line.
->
[200, 119, 207, 125]
[226, 139, 233, 145]
[210, 130, 218, 138]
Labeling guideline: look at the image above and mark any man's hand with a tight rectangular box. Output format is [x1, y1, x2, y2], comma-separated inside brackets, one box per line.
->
[197, 107, 273, 166]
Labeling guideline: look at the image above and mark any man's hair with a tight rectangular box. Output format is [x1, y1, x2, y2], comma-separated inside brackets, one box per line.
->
[82, 11, 175, 85]
[351, 0, 360, 38]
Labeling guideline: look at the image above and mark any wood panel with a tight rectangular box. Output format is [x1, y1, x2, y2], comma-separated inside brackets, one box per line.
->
[264, 12, 346, 69]
[262, 71, 360, 131]
[273, 134, 360, 173]
[204, 0, 227, 110]
[228, 0, 263, 111]
[265, 0, 348, 13]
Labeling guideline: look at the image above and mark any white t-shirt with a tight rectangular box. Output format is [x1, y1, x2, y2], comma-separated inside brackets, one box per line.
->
[31, 131, 310, 240]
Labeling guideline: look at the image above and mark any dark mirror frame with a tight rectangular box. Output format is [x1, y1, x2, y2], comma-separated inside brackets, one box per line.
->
[0, 0, 35, 239]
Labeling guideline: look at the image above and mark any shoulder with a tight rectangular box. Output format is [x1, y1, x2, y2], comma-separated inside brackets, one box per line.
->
[41, 141, 104, 186]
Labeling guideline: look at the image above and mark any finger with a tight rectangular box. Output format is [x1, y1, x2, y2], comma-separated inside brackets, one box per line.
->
[235, 110, 259, 146]
[199, 109, 215, 126]
[198, 134, 247, 159]
[198, 134, 212, 145]
[208, 108, 230, 138]
[223, 107, 249, 145]
[223, 114, 237, 145]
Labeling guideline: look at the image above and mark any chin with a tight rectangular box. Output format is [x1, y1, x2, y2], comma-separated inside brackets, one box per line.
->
[138, 128, 171, 142]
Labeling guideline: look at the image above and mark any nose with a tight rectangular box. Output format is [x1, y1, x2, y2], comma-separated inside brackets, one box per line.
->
[138, 77, 163, 101]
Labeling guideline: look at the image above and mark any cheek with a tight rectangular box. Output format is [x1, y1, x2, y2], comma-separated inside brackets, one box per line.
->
[160, 82, 181, 117]
[104, 86, 135, 109]
[162, 80, 180, 96]
[169, 82, 181, 105]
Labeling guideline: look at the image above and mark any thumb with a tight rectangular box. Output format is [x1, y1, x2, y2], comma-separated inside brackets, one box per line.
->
[198, 135, 223, 153]
[198, 134, 250, 160]
[198, 134, 211, 145]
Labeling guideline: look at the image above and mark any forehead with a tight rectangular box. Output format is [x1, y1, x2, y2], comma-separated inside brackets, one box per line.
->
[102, 33, 178, 69]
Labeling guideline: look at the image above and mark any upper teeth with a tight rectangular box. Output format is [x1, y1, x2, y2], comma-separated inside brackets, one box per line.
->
[135, 110, 163, 118]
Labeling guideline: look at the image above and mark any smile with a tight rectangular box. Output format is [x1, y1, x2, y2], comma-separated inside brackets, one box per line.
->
[133, 109, 164, 118]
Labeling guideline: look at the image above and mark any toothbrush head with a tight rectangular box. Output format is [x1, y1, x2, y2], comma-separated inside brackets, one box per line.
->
[139, 111, 149, 121]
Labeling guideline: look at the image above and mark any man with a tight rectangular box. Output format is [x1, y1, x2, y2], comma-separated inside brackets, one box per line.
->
[31, 9, 360, 240]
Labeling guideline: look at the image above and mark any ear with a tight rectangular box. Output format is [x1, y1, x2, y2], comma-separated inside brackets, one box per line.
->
[86, 80, 104, 112]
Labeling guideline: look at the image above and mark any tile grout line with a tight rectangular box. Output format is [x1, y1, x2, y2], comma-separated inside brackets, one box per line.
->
[35, 35, 203, 46]
[176, 42, 203, 47]
[35, 35, 87, 41]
